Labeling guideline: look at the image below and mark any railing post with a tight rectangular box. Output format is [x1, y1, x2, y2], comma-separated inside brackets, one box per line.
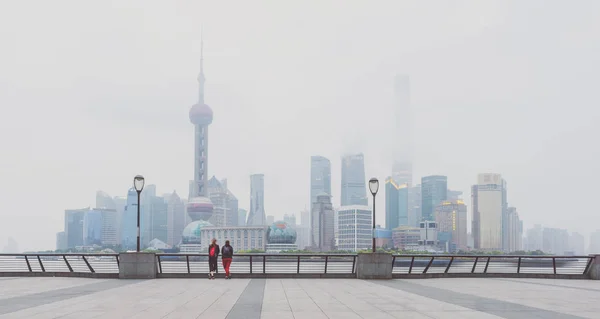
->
[351, 255, 356, 274]
[409, 256, 415, 274]
[24, 256, 32, 272]
[115, 255, 120, 267]
[250, 255, 253, 274]
[484, 257, 491, 273]
[82, 256, 95, 273]
[157, 255, 162, 274]
[186, 255, 190, 274]
[297, 256, 300, 274]
[263, 255, 266, 274]
[517, 257, 521, 274]
[63, 255, 73, 272]
[324, 256, 329, 274]
[423, 257, 434, 274]
[553, 257, 557, 275]
[471, 257, 478, 273]
[583, 257, 593, 275]
[37, 255, 45, 272]
[391, 256, 396, 273]
[444, 257, 454, 274]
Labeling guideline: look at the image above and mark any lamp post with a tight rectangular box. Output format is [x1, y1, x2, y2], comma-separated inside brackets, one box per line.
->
[368, 177, 379, 253]
[133, 175, 145, 252]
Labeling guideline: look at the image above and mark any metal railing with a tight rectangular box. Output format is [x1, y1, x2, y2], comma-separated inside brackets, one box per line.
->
[156, 254, 357, 277]
[0, 254, 119, 277]
[391, 255, 593, 278]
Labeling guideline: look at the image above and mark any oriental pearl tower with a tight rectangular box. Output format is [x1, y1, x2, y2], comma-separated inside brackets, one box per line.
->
[187, 34, 214, 222]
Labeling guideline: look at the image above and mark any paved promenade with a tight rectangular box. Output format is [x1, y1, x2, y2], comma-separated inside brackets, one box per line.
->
[0, 277, 598, 318]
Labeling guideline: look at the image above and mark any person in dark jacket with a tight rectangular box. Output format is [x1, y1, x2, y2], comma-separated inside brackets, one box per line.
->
[208, 238, 220, 279]
[221, 240, 234, 279]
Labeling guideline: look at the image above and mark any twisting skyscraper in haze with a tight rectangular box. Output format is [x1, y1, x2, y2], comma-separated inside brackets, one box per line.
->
[247, 174, 266, 226]
[341, 153, 367, 206]
[187, 34, 214, 223]
[392, 75, 412, 186]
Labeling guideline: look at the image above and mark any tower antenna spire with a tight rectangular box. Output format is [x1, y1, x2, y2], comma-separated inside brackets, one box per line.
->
[198, 26, 205, 103]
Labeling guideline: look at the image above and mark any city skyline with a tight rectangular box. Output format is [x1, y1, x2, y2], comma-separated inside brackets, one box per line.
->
[1, 1, 599, 251]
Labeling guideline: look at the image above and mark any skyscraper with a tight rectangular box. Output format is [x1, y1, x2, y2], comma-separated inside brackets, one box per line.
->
[310, 155, 332, 227]
[385, 177, 409, 231]
[64, 209, 86, 249]
[392, 74, 412, 186]
[247, 174, 266, 226]
[121, 188, 138, 250]
[337, 205, 372, 252]
[421, 175, 447, 221]
[166, 191, 185, 247]
[238, 209, 247, 226]
[341, 153, 367, 206]
[208, 176, 238, 227]
[188, 32, 214, 220]
[435, 200, 468, 252]
[506, 207, 523, 252]
[472, 173, 505, 250]
[311, 193, 335, 251]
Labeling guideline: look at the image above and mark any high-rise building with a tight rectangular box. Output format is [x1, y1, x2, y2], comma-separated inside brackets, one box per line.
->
[238, 209, 247, 227]
[447, 190, 463, 201]
[337, 205, 372, 252]
[283, 213, 296, 226]
[526, 224, 543, 251]
[391, 74, 412, 186]
[300, 209, 309, 227]
[166, 191, 185, 247]
[56, 232, 67, 251]
[385, 177, 409, 231]
[96, 191, 116, 210]
[506, 207, 523, 252]
[146, 196, 168, 245]
[472, 173, 505, 251]
[408, 184, 421, 227]
[543, 228, 569, 255]
[341, 153, 367, 206]
[421, 175, 447, 221]
[83, 209, 102, 246]
[247, 174, 266, 226]
[121, 188, 138, 250]
[311, 193, 335, 251]
[113, 196, 126, 246]
[64, 209, 86, 249]
[569, 232, 585, 255]
[187, 34, 215, 231]
[435, 200, 468, 252]
[310, 156, 332, 207]
[207, 177, 238, 227]
[392, 226, 421, 250]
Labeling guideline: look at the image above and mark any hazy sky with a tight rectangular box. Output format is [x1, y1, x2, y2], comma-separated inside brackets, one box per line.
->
[1, 0, 599, 252]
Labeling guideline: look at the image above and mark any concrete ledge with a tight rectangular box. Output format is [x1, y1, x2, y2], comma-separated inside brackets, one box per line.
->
[157, 273, 356, 279]
[356, 252, 393, 280]
[118, 252, 157, 279]
[0, 271, 118, 279]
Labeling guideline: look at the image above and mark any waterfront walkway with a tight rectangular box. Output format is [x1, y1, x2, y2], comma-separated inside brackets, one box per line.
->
[0, 277, 598, 318]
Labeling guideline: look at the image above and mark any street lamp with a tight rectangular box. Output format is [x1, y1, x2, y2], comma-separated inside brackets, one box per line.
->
[368, 177, 379, 253]
[133, 175, 145, 252]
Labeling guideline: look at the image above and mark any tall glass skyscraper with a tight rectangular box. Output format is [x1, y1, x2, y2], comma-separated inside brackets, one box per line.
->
[310, 156, 332, 206]
[385, 177, 409, 231]
[247, 174, 266, 226]
[421, 175, 447, 221]
[64, 209, 86, 249]
[341, 153, 367, 206]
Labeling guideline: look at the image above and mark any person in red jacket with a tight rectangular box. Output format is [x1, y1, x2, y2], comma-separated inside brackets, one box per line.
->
[221, 240, 234, 279]
[208, 238, 220, 279]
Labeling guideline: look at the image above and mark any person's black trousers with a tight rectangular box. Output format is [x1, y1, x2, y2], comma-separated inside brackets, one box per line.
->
[209, 257, 218, 272]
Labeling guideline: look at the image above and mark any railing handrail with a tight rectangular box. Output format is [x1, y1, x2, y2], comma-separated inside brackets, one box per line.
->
[0, 253, 119, 257]
[156, 253, 357, 257]
[390, 254, 592, 259]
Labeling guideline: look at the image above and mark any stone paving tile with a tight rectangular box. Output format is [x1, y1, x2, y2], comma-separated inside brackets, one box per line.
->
[0, 277, 598, 318]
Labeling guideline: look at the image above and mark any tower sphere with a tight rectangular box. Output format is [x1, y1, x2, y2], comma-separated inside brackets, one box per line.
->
[189, 103, 213, 125]
[187, 196, 213, 221]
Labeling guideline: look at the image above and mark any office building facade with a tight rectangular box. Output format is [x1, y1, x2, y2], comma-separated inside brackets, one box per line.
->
[311, 193, 335, 251]
[341, 153, 367, 206]
[472, 173, 505, 250]
[247, 174, 266, 226]
[421, 175, 447, 221]
[385, 177, 409, 231]
[337, 205, 372, 252]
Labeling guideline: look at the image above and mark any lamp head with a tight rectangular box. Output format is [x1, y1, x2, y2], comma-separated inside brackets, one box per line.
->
[133, 175, 145, 192]
[368, 177, 379, 196]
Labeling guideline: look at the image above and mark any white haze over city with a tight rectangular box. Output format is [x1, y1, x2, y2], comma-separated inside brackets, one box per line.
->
[0, 0, 599, 251]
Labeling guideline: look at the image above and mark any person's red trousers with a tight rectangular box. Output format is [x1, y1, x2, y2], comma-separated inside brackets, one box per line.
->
[222, 258, 232, 276]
